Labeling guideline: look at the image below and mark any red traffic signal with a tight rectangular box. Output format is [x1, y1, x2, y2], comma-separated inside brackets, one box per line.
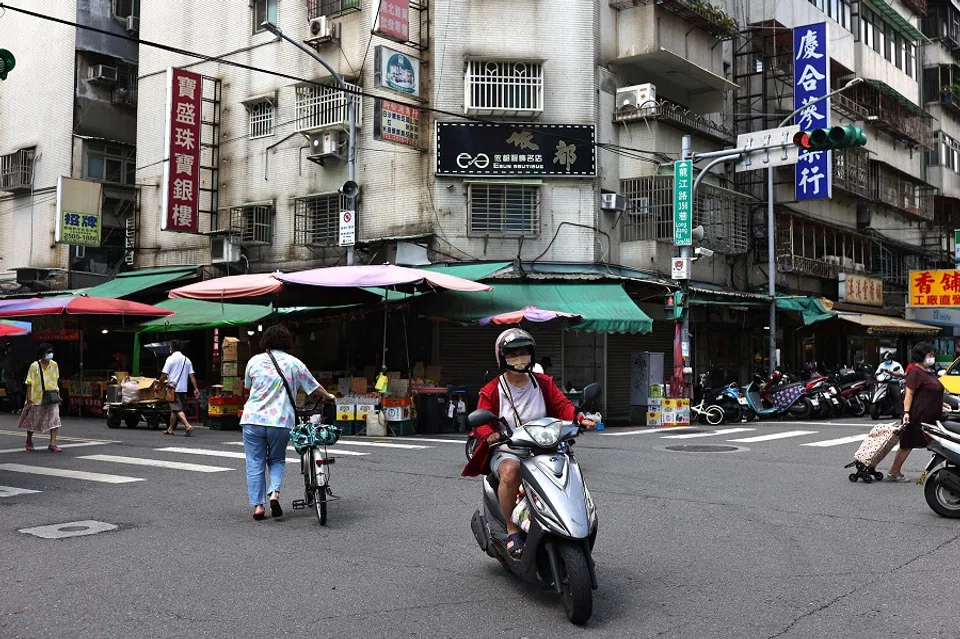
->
[793, 131, 812, 150]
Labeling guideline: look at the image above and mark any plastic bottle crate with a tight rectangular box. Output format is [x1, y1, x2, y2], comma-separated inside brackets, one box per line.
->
[207, 415, 241, 431]
[389, 419, 416, 436]
[335, 420, 362, 435]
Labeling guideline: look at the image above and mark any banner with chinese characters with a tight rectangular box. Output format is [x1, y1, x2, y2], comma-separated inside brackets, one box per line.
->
[839, 272, 883, 307]
[909, 270, 960, 306]
[375, 0, 409, 43]
[673, 160, 692, 246]
[793, 22, 831, 201]
[161, 67, 202, 233]
[55, 176, 103, 247]
[435, 122, 596, 177]
[374, 99, 421, 149]
[375, 46, 419, 97]
[32, 316, 80, 342]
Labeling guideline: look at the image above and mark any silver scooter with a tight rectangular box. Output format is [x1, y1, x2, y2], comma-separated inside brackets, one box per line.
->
[468, 383, 601, 625]
[918, 393, 960, 518]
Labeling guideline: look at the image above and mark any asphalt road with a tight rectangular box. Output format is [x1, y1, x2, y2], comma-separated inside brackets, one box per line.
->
[1, 413, 957, 638]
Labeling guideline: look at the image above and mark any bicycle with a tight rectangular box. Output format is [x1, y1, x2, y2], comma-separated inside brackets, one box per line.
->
[290, 400, 341, 525]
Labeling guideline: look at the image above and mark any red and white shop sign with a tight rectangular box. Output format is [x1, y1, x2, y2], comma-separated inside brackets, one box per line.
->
[161, 68, 202, 233]
[375, 0, 409, 43]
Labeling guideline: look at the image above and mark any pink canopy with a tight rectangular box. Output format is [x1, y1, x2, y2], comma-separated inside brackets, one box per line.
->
[0, 295, 174, 319]
[277, 264, 493, 293]
[0, 323, 29, 337]
[477, 306, 582, 326]
[169, 273, 283, 301]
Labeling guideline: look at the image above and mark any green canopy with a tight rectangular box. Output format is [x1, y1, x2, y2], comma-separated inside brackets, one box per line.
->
[421, 282, 653, 334]
[776, 296, 835, 326]
[84, 265, 199, 299]
[136, 298, 276, 333]
[419, 261, 513, 280]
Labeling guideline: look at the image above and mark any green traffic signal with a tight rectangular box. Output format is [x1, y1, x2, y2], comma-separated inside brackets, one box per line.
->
[0, 49, 15, 80]
[793, 125, 867, 151]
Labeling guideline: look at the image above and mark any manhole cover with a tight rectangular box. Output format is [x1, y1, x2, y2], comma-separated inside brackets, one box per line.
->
[664, 444, 742, 453]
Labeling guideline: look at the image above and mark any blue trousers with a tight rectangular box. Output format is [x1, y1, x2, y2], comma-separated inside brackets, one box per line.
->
[242, 425, 290, 507]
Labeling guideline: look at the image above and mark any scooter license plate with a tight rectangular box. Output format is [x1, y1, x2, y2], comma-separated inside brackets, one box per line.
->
[810, 398, 820, 406]
[738, 397, 747, 405]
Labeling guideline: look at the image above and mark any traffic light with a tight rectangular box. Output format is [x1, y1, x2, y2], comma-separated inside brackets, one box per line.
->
[793, 125, 867, 152]
[664, 291, 687, 320]
[0, 49, 15, 80]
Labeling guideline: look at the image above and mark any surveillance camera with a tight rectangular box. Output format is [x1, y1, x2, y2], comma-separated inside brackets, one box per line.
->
[695, 247, 715, 259]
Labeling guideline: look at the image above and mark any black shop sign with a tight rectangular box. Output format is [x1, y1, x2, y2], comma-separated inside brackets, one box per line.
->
[435, 122, 596, 177]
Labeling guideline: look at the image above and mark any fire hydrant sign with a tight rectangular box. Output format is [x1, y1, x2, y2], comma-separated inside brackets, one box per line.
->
[339, 210, 356, 247]
[673, 160, 693, 246]
[161, 67, 202, 233]
[909, 270, 960, 306]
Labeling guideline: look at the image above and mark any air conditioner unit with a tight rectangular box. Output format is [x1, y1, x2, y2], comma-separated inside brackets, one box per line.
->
[600, 193, 627, 212]
[126, 15, 139, 32]
[615, 83, 656, 112]
[309, 16, 334, 41]
[211, 236, 241, 264]
[306, 130, 342, 158]
[88, 64, 119, 83]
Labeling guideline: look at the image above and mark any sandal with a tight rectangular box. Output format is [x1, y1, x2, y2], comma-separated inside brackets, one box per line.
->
[184, 427, 194, 437]
[506, 532, 525, 559]
[270, 498, 283, 518]
[253, 505, 266, 521]
[25, 441, 35, 451]
[887, 472, 910, 483]
[47, 444, 62, 453]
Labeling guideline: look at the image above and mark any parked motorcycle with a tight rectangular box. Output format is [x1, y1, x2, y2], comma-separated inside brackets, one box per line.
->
[870, 371, 903, 420]
[744, 371, 813, 420]
[469, 383, 602, 625]
[918, 394, 960, 518]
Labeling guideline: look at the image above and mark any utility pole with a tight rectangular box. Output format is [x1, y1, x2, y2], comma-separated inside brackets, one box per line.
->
[262, 22, 358, 265]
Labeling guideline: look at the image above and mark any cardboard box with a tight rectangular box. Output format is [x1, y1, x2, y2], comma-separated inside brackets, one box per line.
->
[356, 402, 375, 422]
[646, 411, 662, 426]
[129, 377, 164, 403]
[337, 404, 356, 421]
[349, 377, 368, 394]
[222, 338, 253, 362]
[222, 376, 244, 396]
[425, 365, 441, 383]
[384, 404, 412, 422]
[221, 361, 241, 377]
[647, 398, 663, 408]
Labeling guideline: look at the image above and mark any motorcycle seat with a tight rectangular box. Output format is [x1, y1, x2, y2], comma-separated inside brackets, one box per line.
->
[487, 474, 500, 492]
[941, 420, 960, 436]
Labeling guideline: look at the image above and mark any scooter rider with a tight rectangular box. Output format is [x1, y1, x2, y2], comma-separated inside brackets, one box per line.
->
[877, 351, 905, 379]
[462, 328, 595, 558]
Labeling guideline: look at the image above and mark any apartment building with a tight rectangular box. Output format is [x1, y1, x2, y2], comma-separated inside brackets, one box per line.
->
[0, 0, 140, 291]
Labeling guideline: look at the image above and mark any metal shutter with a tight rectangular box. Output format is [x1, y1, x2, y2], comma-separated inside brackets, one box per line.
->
[606, 320, 676, 423]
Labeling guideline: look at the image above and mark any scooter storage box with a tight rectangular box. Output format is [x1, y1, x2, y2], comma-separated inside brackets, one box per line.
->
[837, 369, 857, 384]
[854, 422, 902, 468]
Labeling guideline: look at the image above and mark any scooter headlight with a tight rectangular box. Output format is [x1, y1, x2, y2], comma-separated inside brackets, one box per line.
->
[525, 422, 563, 448]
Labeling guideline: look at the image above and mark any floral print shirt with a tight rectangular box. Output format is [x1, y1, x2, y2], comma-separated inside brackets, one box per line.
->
[240, 351, 320, 429]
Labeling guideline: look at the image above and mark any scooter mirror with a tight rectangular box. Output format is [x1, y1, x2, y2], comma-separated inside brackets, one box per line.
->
[467, 409, 498, 430]
[580, 383, 602, 411]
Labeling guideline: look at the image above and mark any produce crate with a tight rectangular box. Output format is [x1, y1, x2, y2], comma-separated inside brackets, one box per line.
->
[335, 420, 362, 435]
[207, 415, 241, 430]
[389, 419, 416, 436]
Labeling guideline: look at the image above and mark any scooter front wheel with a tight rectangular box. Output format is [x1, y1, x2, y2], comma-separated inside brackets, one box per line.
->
[557, 542, 593, 625]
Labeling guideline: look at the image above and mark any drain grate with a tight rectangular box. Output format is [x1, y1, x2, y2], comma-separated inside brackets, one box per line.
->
[664, 444, 742, 453]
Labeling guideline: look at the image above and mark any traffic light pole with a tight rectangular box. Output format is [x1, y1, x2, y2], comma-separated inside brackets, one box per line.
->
[678, 136, 693, 398]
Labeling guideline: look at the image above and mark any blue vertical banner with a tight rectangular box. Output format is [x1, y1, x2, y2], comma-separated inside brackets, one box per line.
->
[793, 22, 832, 201]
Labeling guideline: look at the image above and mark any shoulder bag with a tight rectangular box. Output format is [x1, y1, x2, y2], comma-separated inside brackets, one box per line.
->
[166, 356, 187, 403]
[37, 361, 60, 405]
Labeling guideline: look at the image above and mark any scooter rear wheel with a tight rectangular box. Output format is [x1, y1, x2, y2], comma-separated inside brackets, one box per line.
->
[924, 470, 960, 518]
[557, 542, 593, 625]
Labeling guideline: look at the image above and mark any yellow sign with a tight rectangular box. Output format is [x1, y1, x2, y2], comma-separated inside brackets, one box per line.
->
[909, 269, 960, 306]
[60, 210, 101, 246]
[840, 273, 883, 307]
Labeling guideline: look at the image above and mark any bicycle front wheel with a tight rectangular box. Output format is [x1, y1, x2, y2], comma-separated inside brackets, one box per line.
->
[309, 447, 330, 526]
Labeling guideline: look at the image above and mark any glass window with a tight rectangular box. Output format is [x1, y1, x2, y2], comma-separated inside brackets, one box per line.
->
[246, 99, 275, 138]
[252, 0, 277, 34]
[87, 156, 104, 180]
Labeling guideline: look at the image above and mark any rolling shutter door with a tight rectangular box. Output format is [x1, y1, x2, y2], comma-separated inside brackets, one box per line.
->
[606, 320, 675, 423]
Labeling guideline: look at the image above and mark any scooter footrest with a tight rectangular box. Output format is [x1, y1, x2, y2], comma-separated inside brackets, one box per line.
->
[291, 500, 306, 510]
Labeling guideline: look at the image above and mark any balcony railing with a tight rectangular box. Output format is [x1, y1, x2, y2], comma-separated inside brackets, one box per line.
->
[839, 80, 934, 149]
[111, 86, 137, 108]
[776, 254, 840, 279]
[613, 100, 735, 143]
[872, 165, 936, 220]
[610, 0, 738, 39]
[902, 0, 927, 17]
[307, 0, 360, 19]
[832, 147, 870, 199]
[0, 148, 35, 193]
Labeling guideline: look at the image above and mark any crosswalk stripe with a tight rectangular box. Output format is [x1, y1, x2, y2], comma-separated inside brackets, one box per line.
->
[0, 430, 119, 443]
[336, 440, 432, 450]
[389, 437, 463, 444]
[0, 485, 41, 497]
[801, 434, 868, 447]
[602, 427, 696, 436]
[223, 442, 369, 456]
[0, 463, 143, 483]
[662, 427, 754, 439]
[157, 447, 304, 464]
[728, 430, 818, 443]
[78, 454, 232, 473]
[0, 442, 108, 454]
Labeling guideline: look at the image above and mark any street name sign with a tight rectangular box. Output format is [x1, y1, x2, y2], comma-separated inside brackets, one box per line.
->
[735, 125, 801, 172]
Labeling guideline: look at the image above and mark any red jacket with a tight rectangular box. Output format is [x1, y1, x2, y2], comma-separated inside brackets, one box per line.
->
[461, 373, 575, 477]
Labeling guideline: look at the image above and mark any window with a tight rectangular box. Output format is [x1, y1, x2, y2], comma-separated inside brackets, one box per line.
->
[252, 0, 277, 34]
[85, 141, 135, 185]
[230, 204, 275, 244]
[294, 193, 346, 246]
[295, 83, 360, 131]
[905, 42, 915, 78]
[0, 147, 35, 192]
[468, 183, 540, 236]
[112, 0, 139, 18]
[464, 61, 544, 117]
[246, 99, 275, 138]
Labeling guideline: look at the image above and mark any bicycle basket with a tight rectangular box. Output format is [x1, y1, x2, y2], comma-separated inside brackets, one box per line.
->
[316, 424, 341, 446]
[290, 423, 315, 455]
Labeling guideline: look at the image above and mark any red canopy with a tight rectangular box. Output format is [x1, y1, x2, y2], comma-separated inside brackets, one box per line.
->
[0, 296, 175, 319]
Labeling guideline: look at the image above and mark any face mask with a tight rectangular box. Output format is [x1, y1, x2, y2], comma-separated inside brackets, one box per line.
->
[925, 356, 936, 367]
[44, 353, 54, 361]
[505, 354, 531, 370]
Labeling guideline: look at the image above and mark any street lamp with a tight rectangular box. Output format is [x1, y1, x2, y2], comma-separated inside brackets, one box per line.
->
[261, 21, 358, 266]
[763, 76, 863, 373]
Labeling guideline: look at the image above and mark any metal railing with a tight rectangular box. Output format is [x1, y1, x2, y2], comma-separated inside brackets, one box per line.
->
[613, 100, 735, 143]
[110, 87, 137, 107]
[832, 147, 870, 199]
[307, 0, 360, 19]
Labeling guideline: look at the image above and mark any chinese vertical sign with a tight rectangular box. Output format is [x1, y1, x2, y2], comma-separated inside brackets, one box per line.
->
[375, 0, 410, 43]
[55, 176, 103, 247]
[162, 68, 202, 233]
[954, 229, 960, 267]
[839, 273, 883, 307]
[909, 270, 960, 306]
[374, 99, 422, 149]
[793, 23, 831, 201]
[673, 160, 693, 246]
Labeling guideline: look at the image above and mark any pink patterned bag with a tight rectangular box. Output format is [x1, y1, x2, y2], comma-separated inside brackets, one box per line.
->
[854, 422, 903, 468]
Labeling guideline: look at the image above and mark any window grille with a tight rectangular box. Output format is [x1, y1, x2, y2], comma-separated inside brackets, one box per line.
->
[230, 204, 275, 245]
[247, 100, 275, 138]
[307, 0, 361, 18]
[295, 83, 360, 131]
[465, 61, 543, 116]
[294, 193, 346, 246]
[0, 148, 35, 192]
[468, 183, 540, 236]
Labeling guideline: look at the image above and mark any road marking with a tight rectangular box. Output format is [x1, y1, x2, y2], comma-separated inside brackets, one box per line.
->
[0, 430, 119, 443]
[19, 520, 117, 539]
[157, 447, 305, 464]
[662, 428, 754, 439]
[602, 427, 696, 436]
[801, 434, 869, 447]
[336, 440, 431, 450]
[728, 430, 818, 443]
[78, 454, 232, 473]
[0, 485, 40, 497]
[223, 442, 369, 456]
[389, 437, 464, 444]
[0, 463, 143, 483]
[0, 442, 109, 454]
